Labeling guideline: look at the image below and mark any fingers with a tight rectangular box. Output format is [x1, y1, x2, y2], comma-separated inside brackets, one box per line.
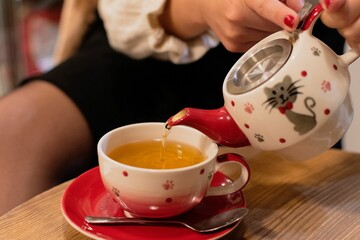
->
[221, 27, 276, 52]
[285, 0, 305, 12]
[340, 19, 360, 52]
[245, 0, 304, 31]
[202, 0, 306, 53]
[320, 0, 346, 13]
[319, 0, 360, 52]
[320, 0, 359, 28]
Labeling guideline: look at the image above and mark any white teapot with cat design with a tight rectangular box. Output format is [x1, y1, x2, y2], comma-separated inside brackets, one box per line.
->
[166, 4, 358, 161]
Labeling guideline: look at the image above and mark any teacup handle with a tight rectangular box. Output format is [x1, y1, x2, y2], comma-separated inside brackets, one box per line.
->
[205, 153, 250, 197]
[302, 4, 359, 65]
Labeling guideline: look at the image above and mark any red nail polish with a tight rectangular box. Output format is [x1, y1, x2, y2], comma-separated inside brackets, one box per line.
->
[284, 15, 295, 28]
[325, 0, 332, 9]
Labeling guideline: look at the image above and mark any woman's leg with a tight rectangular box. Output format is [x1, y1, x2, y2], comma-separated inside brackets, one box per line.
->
[0, 80, 93, 215]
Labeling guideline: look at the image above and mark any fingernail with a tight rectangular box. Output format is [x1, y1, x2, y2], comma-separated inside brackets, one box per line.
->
[284, 15, 295, 28]
[300, 0, 305, 7]
[325, 0, 333, 9]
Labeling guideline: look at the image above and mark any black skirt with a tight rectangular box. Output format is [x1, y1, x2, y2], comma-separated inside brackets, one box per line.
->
[22, 15, 344, 146]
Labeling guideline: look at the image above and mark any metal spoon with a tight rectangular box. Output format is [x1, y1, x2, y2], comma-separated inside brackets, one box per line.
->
[85, 207, 248, 233]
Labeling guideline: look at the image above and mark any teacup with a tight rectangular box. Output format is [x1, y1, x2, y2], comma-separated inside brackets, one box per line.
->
[98, 122, 250, 218]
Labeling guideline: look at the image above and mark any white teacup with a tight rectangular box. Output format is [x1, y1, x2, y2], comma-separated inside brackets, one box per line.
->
[98, 122, 250, 218]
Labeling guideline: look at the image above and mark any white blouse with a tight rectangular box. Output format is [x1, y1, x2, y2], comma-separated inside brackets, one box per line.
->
[98, 0, 219, 64]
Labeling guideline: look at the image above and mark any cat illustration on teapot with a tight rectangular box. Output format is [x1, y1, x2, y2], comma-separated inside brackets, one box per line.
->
[263, 75, 317, 135]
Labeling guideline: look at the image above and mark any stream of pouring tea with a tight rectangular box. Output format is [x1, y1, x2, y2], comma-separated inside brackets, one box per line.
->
[160, 123, 171, 167]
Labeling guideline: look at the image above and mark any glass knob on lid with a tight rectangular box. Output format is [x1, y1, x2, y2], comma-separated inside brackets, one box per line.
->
[226, 38, 292, 95]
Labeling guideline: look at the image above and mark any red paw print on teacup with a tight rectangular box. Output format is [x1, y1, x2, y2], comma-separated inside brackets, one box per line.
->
[244, 103, 254, 114]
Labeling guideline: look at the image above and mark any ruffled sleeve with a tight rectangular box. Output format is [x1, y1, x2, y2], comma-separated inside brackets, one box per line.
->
[98, 0, 219, 64]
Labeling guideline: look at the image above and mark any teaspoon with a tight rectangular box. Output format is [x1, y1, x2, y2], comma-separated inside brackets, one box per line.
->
[85, 207, 248, 233]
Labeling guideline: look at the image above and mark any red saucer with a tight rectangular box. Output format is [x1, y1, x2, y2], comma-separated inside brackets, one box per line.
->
[61, 167, 246, 240]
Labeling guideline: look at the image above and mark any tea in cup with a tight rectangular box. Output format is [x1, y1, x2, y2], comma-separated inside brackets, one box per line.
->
[98, 122, 250, 218]
[108, 139, 205, 169]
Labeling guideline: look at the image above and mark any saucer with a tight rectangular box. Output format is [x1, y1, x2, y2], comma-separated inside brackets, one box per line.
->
[61, 167, 246, 240]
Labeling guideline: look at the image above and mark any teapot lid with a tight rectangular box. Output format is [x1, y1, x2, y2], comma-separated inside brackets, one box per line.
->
[226, 38, 292, 95]
[225, 2, 316, 95]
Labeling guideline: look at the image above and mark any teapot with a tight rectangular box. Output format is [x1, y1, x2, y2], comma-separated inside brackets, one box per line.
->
[166, 4, 358, 161]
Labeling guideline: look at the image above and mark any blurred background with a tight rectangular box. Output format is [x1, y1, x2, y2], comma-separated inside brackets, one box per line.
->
[0, 0, 61, 95]
[0, 0, 359, 153]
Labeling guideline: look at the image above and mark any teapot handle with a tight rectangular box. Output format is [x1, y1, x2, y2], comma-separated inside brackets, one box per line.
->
[301, 4, 323, 31]
[302, 4, 359, 66]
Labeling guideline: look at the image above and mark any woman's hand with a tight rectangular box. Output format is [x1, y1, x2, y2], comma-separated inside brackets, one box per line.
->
[159, 0, 305, 53]
[198, 0, 305, 52]
[319, 0, 360, 52]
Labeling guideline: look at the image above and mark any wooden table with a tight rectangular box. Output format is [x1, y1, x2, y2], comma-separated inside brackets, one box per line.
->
[0, 149, 359, 239]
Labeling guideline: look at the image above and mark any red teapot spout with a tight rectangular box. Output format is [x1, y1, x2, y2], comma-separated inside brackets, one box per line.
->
[166, 107, 250, 148]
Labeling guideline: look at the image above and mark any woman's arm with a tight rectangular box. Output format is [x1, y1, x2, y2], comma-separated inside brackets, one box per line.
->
[158, 0, 305, 52]
[98, 0, 304, 63]
[52, 0, 98, 64]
